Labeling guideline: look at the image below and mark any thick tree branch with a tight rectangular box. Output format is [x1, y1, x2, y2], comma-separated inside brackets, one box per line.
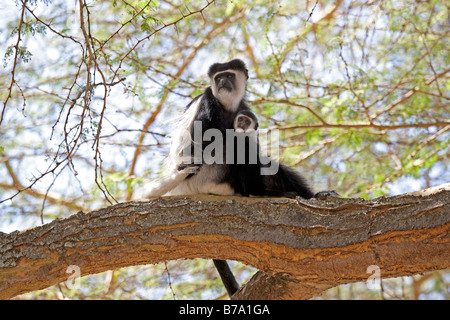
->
[0, 184, 449, 300]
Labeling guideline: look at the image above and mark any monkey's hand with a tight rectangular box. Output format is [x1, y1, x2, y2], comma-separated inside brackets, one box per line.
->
[235, 128, 256, 134]
[177, 163, 201, 175]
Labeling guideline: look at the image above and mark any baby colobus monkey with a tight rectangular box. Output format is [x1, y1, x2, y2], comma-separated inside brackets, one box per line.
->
[234, 110, 258, 133]
[228, 110, 264, 197]
[230, 110, 315, 199]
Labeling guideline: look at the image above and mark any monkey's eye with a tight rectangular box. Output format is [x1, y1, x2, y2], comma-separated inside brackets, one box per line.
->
[245, 120, 251, 126]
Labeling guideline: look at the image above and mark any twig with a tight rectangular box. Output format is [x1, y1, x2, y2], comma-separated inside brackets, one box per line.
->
[1, 0, 28, 126]
[304, 0, 318, 26]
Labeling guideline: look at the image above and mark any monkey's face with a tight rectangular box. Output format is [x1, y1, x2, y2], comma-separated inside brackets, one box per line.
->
[234, 114, 258, 133]
[211, 70, 247, 112]
[214, 72, 235, 93]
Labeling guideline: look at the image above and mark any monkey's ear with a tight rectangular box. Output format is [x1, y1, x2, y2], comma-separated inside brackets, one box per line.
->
[244, 68, 249, 79]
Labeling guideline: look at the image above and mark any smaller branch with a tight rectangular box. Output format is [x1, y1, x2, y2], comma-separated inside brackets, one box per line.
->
[111, 0, 217, 83]
[406, 125, 450, 162]
[0, 161, 85, 212]
[276, 121, 450, 131]
[293, 136, 339, 166]
[339, 41, 372, 124]
[252, 98, 329, 126]
[368, 40, 448, 121]
[304, 0, 318, 26]
[97, 0, 154, 51]
[1, 0, 28, 126]
[79, 0, 117, 204]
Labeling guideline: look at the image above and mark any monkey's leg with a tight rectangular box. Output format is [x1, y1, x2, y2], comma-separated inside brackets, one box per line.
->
[144, 166, 198, 198]
[213, 259, 240, 298]
[314, 190, 341, 199]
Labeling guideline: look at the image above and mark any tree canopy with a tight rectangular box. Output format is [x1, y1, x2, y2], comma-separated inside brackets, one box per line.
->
[0, 0, 448, 299]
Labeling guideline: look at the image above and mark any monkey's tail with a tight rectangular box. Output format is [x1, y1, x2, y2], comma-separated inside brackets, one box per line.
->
[274, 163, 315, 199]
[213, 259, 240, 298]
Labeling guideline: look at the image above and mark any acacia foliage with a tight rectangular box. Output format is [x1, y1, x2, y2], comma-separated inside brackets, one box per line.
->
[0, 0, 448, 299]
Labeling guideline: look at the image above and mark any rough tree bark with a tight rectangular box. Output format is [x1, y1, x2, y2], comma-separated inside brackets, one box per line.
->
[0, 184, 449, 300]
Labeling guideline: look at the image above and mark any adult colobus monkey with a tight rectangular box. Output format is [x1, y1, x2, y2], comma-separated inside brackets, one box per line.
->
[144, 59, 251, 198]
[143, 59, 329, 297]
